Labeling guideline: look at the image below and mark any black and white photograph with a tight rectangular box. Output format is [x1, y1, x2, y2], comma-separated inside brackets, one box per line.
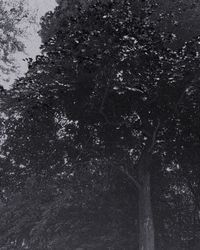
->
[0, 0, 200, 249]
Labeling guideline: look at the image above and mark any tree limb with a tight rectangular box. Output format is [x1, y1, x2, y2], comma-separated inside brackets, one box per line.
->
[119, 166, 141, 190]
[148, 119, 160, 153]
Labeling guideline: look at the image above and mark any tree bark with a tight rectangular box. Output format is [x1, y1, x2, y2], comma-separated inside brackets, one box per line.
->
[138, 155, 155, 250]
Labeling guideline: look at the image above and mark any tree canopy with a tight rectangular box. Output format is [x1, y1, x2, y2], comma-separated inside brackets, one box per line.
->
[1, 0, 200, 249]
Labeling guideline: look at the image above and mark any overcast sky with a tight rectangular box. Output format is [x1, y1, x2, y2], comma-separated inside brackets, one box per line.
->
[26, 0, 57, 57]
[3, 0, 57, 88]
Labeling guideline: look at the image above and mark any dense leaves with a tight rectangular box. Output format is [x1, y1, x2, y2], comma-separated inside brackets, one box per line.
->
[1, 0, 200, 249]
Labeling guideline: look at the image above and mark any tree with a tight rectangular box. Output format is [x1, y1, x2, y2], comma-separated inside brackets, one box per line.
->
[2, 0, 200, 249]
[0, 0, 35, 84]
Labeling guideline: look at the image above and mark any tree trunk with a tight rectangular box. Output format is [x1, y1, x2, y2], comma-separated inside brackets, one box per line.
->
[138, 157, 155, 250]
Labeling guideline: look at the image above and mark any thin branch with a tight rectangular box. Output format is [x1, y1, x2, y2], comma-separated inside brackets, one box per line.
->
[148, 119, 160, 153]
[119, 166, 141, 190]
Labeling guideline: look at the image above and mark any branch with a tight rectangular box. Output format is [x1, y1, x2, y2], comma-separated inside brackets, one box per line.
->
[119, 166, 141, 190]
[148, 119, 160, 153]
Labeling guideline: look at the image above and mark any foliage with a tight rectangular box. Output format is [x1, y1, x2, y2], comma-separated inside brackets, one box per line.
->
[1, 0, 200, 249]
[0, 0, 35, 83]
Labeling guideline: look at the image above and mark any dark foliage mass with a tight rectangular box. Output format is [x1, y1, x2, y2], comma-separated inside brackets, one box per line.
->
[1, 0, 200, 249]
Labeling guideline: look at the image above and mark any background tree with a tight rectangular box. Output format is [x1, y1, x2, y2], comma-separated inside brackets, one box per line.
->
[0, 0, 35, 84]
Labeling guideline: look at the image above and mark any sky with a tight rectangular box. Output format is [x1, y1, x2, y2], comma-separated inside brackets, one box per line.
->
[2, 0, 57, 88]
[26, 0, 57, 56]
